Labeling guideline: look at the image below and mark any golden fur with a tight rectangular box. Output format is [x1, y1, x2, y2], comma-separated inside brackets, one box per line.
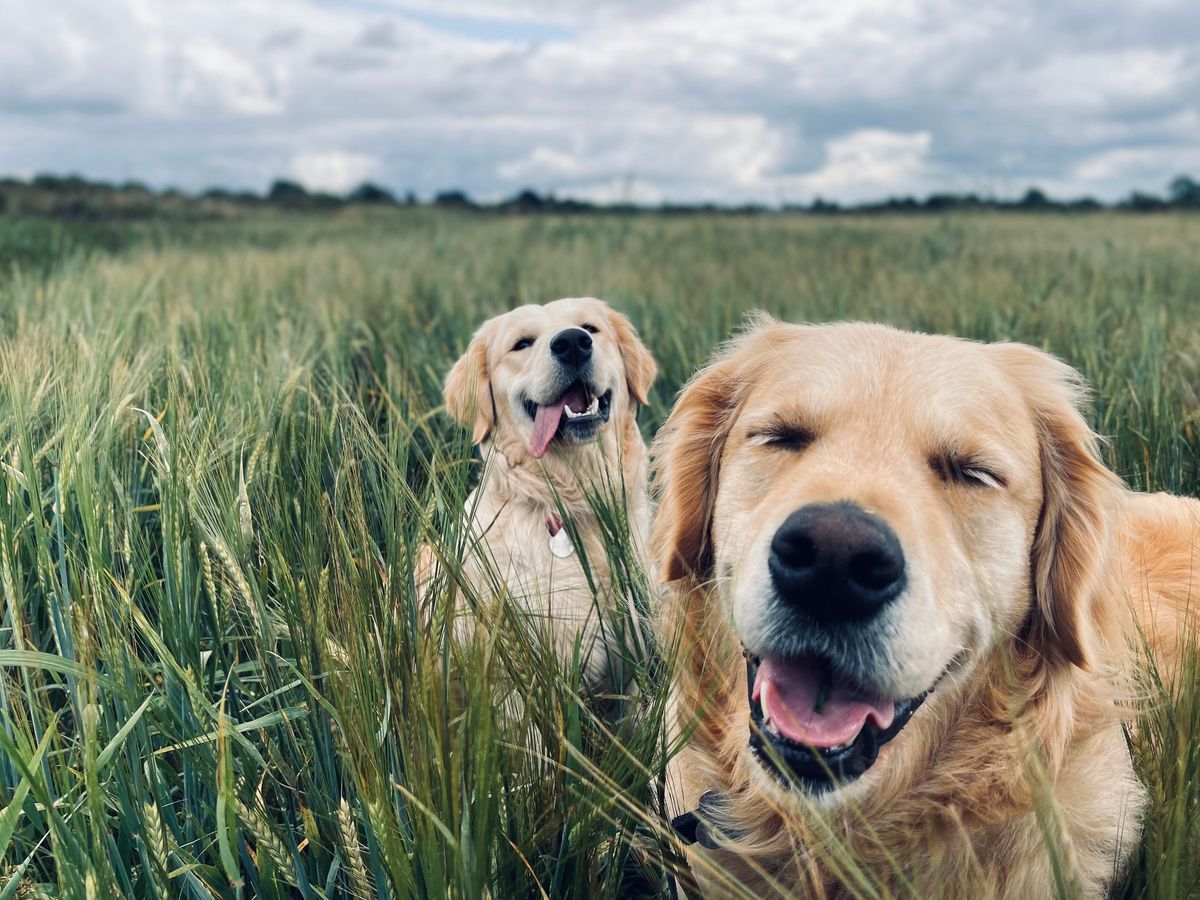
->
[651, 319, 1198, 898]
[444, 297, 656, 686]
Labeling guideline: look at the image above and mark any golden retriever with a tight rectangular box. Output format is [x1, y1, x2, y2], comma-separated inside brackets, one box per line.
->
[444, 297, 657, 687]
[651, 318, 1198, 898]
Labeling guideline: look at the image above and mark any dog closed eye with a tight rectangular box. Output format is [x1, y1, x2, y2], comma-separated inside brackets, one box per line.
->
[747, 423, 817, 453]
[929, 454, 1007, 489]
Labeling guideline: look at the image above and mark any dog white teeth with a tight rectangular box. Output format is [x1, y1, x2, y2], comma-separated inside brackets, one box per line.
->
[563, 397, 600, 419]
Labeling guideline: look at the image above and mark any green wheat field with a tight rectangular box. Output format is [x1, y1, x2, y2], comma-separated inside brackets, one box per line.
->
[0, 210, 1197, 898]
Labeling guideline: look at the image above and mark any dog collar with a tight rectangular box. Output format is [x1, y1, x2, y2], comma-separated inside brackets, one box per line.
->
[670, 791, 739, 849]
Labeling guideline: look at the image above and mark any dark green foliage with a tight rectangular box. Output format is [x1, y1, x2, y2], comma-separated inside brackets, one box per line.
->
[348, 183, 398, 205]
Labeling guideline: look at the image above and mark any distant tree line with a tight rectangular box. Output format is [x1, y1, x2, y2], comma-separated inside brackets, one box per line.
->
[1, 172, 1198, 220]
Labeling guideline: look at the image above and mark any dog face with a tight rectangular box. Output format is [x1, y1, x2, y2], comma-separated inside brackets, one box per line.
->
[653, 320, 1115, 803]
[445, 297, 656, 459]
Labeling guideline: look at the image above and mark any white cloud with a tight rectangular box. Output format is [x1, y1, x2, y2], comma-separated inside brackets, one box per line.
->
[495, 113, 785, 199]
[1071, 145, 1200, 186]
[0, 0, 1196, 202]
[976, 49, 1190, 115]
[174, 39, 285, 116]
[561, 177, 666, 206]
[290, 151, 381, 193]
[791, 130, 935, 203]
[498, 146, 584, 181]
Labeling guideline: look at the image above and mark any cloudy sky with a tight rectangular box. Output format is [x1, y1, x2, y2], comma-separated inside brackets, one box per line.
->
[2, 0, 1197, 205]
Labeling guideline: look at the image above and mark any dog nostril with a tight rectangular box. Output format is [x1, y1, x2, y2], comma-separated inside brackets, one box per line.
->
[579, 333, 593, 350]
[848, 549, 902, 591]
[551, 336, 569, 356]
[775, 534, 817, 570]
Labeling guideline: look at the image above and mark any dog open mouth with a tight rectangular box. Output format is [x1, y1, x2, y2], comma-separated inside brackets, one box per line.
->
[746, 652, 932, 792]
[524, 383, 613, 459]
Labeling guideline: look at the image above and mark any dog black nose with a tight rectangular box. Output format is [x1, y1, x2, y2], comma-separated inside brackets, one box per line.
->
[768, 502, 906, 623]
[550, 328, 593, 366]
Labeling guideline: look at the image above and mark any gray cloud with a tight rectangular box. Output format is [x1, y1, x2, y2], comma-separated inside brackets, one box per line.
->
[0, 0, 1196, 202]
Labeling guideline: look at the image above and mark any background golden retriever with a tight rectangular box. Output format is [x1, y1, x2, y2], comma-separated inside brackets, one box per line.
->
[652, 318, 1198, 897]
[444, 296, 656, 687]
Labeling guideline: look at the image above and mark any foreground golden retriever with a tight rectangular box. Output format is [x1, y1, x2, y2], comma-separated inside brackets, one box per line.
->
[444, 297, 656, 687]
[652, 319, 1198, 897]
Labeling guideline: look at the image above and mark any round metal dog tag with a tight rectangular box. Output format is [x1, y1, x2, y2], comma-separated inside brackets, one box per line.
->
[548, 528, 574, 558]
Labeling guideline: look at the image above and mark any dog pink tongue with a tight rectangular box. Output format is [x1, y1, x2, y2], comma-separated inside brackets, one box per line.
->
[529, 385, 588, 459]
[753, 656, 895, 748]
[530, 402, 565, 459]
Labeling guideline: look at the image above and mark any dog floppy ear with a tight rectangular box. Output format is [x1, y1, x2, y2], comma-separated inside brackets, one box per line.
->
[651, 328, 770, 583]
[607, 308, 658, 405]
[994, 343, 1120, 670]
[444, 330, 495, 444]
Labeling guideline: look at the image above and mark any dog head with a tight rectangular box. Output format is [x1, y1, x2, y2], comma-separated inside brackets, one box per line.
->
[445, 297, 656, 460]
[653, 320, 1118, 804]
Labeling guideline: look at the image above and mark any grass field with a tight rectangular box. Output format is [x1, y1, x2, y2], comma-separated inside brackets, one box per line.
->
[0, 209, 1197, 898]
